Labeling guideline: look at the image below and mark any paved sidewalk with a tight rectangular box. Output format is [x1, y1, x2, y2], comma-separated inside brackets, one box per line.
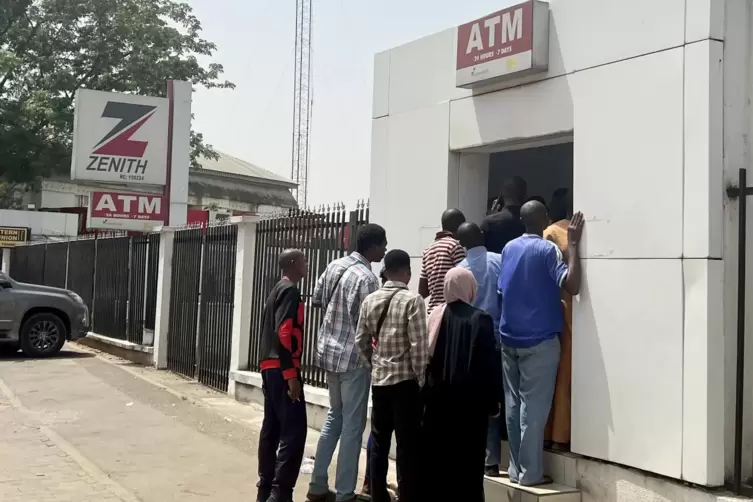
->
[0, 346, 393, 501]
[0, 391, 128, 501]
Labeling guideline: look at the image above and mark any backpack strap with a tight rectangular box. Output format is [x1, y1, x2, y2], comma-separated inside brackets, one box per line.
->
[325, 263, 356, 307]
[374, 289, 402, 343]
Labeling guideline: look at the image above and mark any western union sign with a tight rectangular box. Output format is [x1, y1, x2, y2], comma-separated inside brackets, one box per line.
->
[0, 227, 30, 247]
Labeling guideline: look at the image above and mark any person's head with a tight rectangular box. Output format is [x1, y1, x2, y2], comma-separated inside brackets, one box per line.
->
[549, 188, 572, 222]
[383, 249, 411, 285]
[520, 200, 550, 236]
[441, 209, 466, 235]
[456, 222, 484, 250]
[379, 267, 388, 287]
[499, 176, 527, 207]
[526, 195, 548, 209]
[357, 224, 387, 262]
[443, 268, 477, 305]
[278, 249, 307, 282]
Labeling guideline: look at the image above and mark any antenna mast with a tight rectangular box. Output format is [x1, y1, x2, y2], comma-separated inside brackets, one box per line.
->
[291, 0, 312, 207]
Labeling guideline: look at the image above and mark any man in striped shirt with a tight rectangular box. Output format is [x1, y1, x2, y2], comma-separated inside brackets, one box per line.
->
[418, 208, 467, 313]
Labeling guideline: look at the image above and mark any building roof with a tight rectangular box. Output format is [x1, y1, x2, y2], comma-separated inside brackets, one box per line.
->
[195, 151, 296, 188]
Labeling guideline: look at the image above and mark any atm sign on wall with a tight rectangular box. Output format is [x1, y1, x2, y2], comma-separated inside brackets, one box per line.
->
[455, 0, 550, 88]
[88, 191, 164, 231]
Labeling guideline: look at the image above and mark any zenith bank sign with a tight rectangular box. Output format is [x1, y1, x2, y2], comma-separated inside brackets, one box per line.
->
[88, 191, 164, 231]
[71, 89, 169, 186]
[455, 0, 550, 88]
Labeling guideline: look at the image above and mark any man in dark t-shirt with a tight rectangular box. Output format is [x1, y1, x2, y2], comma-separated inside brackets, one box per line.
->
[257, 249, 308, 502]
[481, 177, 527, 254]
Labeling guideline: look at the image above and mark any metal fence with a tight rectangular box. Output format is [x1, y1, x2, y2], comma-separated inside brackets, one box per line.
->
[248, 203, 369, 388]
[8, 235, 159, 345]
[92, 236, 130, 340]
[166, 224, 239, 392]
[144, 233, 160, 331]
[43, 242, 68, 289]
[9, 243, 46, 285]
[197, 225, 238, 391]
[167, 228, 204, 381]
[67, 239, 96, 312]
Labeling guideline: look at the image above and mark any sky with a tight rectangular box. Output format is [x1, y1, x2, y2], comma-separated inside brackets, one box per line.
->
[186, 0, 509, 208]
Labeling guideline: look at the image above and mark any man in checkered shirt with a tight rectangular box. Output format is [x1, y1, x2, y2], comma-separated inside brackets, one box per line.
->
[307, 224, 387, 502]
[356, 249, 428, 502]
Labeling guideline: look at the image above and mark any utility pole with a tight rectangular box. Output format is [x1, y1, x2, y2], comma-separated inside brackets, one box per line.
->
[291, 0, 312, 208]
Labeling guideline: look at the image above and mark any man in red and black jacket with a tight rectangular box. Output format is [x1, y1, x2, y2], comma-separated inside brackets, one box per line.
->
[257, 249, 308, 502]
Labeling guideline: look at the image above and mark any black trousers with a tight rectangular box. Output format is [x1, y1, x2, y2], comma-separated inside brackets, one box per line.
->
[257, 368, 307, 501]
[370, 379, 421, 502]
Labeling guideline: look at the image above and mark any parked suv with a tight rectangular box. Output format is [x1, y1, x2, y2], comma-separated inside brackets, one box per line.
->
[0, 271, 89, 357]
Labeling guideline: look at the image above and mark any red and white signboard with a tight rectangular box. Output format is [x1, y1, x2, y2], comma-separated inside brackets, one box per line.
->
[455, 0, 550, 88]
[88, 191, 164, 231]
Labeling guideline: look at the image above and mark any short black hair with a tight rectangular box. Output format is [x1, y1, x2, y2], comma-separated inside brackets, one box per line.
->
[456, 222, 483, 249]
[549, 188, 571, 222]
[356, 224, 387, 254]
[526, 195, 548, 210]
[384, 249, 411, 273]
[278, 248, 304, 271]
[441, 209, 466, 233]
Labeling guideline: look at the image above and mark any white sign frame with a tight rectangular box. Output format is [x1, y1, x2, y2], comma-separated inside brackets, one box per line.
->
[71, 89, 170, 186]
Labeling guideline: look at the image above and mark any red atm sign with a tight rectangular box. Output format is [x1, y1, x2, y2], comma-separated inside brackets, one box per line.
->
[88, 191, 164, 231]
[455, 0, 549, 88]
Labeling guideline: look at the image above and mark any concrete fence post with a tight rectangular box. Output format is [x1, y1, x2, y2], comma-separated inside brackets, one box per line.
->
[1, 248, 10, 274]
[153, 228, 176, 369]
[228, 216, 260, 397]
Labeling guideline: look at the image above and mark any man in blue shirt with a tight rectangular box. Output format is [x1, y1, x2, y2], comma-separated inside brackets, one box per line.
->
[456, 222, 505, 477]
[498, 201, 584, 486]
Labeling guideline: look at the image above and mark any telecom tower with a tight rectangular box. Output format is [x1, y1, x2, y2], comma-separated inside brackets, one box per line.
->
[291, 0, 312, 208]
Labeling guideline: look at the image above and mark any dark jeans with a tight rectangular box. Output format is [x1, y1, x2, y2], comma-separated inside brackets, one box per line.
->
[257, 368, 308, 501]
[370, 379, 421, 502]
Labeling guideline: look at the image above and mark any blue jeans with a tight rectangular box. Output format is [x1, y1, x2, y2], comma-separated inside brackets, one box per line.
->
[486, 415, 503, 467]
[486, 335, 506, 467]
[309, 367, 371, 501]
[502, 336, 560, 485]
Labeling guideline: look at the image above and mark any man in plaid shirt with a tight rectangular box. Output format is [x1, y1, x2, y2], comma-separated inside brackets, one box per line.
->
[307, 224, 387, 502]
[356, 249, 428, 502]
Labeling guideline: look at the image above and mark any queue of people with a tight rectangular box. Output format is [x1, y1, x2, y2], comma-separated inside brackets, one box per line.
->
[255, 180, 584, 502]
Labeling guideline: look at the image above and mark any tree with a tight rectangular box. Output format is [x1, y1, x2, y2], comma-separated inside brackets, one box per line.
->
[0, 0, 234, 194]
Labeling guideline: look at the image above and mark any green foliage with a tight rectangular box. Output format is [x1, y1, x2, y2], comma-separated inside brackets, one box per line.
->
[0, 0, 234, 188]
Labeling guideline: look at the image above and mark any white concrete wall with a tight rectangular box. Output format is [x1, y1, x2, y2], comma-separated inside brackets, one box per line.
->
[721, 0, 753, 484]
[0, 209, 79, 238]
[370, 0, 727, 486]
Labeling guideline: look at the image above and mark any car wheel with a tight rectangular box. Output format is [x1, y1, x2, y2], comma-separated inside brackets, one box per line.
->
[20, 313, 67, 358]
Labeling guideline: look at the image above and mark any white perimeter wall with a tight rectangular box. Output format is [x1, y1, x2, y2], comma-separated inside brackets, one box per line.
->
[370, 0, 732, 486]
[0, 209, 79, 238]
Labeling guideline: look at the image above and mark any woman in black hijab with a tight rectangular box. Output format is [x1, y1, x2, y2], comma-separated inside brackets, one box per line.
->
[420, 268, 503, 501]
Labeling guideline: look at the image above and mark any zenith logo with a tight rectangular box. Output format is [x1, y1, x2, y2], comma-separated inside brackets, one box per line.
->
[93, 101, 157, 158]
[86, 101, 157, 180]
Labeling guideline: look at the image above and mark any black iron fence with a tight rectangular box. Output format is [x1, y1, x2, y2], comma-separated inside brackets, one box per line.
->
[8, 235, 159, 345]
[9, 243, 46, 285]
[166, 224, 238, 392]
[198, 225, 238, 391]
[167, 227, 204, 381]
[93, 236, 130, 340]
[248, 202, 369, 388]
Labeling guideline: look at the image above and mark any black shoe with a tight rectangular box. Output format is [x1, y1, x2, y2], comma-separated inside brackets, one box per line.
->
[485, 465, 502, 478]
[257, 491, 271, 502]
